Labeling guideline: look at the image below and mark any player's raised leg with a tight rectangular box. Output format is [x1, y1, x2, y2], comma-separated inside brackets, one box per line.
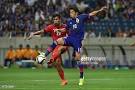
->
[48, 46, 68, 64]
[44, 41, 58, 57]
[37, 41, 60, 64]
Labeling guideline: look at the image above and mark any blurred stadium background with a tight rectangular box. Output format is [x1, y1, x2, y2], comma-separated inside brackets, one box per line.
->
[0, 0, 135, 90]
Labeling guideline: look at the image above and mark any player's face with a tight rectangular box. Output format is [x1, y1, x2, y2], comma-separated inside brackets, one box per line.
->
[53, 17, 61, 25]
[70, 9, 77, 18]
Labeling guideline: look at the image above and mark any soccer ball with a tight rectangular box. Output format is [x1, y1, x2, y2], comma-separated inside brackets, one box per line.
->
[36, 54, 46, 64]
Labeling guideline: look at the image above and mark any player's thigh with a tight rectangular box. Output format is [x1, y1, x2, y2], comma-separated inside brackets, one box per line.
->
[52, 45, 68, 55]
[50, 46, 61, 60]
[54, 45, 61, 51]
[62, 36, 76, 46]
[52, 45, 62, 54]
[50, 46, 60, 58]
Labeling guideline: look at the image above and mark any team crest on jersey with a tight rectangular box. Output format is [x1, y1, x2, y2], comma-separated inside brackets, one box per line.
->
[76, 18, 79, 23]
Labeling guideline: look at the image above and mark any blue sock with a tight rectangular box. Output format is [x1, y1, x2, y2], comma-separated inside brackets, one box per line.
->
[50, 41, 57, 49]
[45, 41, 57, 57]
[77, 61, 84, 79]
[45, 49, 51, 57]
[80, 72, 83, 79]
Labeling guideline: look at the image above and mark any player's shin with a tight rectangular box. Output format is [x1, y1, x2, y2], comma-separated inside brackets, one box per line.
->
[77, 60, 84, 86]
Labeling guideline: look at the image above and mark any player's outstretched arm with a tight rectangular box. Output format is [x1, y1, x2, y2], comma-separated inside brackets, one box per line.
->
[27, 29, 44, 40]
[89, 6, 107, 16]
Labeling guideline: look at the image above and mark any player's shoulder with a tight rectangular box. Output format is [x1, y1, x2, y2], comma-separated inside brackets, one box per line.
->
[67, 18, 72, 22]
[66, 18, 73, 24]
[45, 24, 55, 30]
[78, 14, 88, 17]
[47, 24, 54, 28]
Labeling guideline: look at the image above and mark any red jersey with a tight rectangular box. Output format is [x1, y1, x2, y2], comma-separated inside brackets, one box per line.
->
[44, 24, 67, 41]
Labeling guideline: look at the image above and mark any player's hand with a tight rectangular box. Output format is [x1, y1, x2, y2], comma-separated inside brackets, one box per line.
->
[27, 32, 34, 40]
[54, 29, 62, 35]
[54, 29, 61, 33]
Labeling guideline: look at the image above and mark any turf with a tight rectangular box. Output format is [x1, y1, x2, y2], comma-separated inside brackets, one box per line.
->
[0, 68, 135, 90]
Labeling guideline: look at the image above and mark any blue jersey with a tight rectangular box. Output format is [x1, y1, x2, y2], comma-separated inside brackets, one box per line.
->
[66, 14, 90, 40]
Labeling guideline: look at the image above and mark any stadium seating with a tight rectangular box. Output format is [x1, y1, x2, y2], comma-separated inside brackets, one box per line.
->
[87, 19, 135, 33]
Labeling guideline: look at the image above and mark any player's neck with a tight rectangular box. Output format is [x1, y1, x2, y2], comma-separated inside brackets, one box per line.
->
[71, 15, 78, 19]
[53, 23, 61, 27]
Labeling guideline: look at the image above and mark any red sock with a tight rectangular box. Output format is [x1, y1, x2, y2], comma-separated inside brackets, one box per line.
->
[79, 67, 83, 72]
[58, 69, 65, 80]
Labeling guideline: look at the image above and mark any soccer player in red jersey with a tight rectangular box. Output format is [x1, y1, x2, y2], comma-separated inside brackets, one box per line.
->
[28, 14, 68, 85]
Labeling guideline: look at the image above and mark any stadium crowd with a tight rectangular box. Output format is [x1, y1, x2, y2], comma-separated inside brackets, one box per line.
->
[0, 0, 135, 37]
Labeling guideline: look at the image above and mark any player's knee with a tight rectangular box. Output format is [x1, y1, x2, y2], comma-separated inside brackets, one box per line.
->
[58, 46, 65, 54]
[57, 38, 64, 45]
[75, 52, 81, 60]
[75, 56, 81, 60]
[58, 47, 62, 52]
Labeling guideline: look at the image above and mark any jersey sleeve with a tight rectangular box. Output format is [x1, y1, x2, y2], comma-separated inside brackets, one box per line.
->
[44, 25, 52, 33]
[80, 14, 92, 21]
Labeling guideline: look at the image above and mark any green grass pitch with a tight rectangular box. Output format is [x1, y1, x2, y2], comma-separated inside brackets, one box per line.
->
[0, 68, 135, 90]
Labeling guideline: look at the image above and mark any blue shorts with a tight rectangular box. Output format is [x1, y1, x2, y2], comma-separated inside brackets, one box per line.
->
[63, 36, 82, 53]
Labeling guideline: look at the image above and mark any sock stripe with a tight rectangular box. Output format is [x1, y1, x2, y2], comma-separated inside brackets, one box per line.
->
[47, 47, 52, 52]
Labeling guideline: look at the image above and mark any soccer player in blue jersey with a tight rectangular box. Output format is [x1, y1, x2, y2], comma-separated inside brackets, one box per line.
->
[44, 6, 107, 85]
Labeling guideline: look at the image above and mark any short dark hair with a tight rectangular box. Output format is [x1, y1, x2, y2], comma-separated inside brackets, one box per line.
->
[69, 6, 79, 13]
[19, 44, 23, 48]
[9, 45, 13, 49]
[26, 44, 30, 48]
[52, 13, 61, 19]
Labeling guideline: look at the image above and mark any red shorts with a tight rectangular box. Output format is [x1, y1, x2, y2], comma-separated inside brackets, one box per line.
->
[50, 45, 68, 64]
